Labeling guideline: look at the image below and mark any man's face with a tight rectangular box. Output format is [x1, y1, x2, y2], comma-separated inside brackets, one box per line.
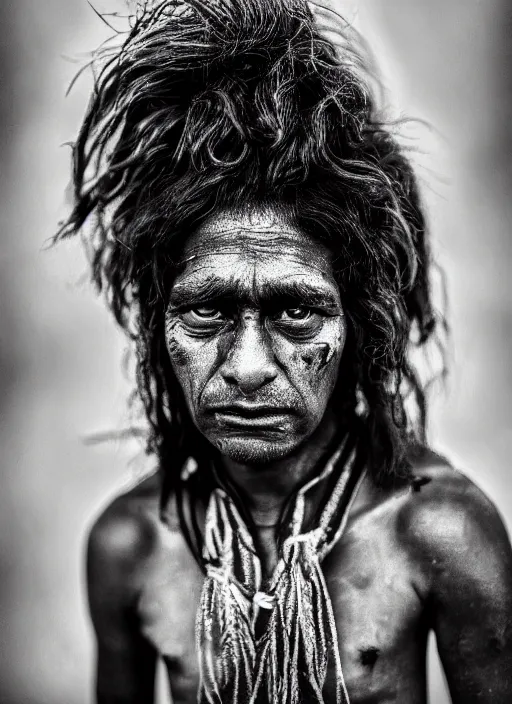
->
[165, 208, 346, 464]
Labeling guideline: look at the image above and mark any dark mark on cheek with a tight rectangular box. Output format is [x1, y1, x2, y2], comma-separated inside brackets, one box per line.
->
[301, 351, 315, 368]
[316, 343, 331, 369]
[301, 343, 332, 371]
[167, 339, 188, 366]
[359, 647, 380, 668]
[165, 316, 189, 366]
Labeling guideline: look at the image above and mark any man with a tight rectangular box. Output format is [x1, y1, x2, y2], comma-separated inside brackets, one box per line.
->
[58, 0, 512, 702]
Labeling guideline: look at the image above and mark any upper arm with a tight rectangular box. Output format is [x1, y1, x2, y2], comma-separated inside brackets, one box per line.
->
[86, 502, 158, 704]
[405, 469, 512, 703]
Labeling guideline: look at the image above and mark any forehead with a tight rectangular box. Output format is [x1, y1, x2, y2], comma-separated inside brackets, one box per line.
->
[172, 209, 339, 302]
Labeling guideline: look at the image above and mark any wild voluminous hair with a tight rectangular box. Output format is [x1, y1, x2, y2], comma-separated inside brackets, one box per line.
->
[56, 0, 445, 522]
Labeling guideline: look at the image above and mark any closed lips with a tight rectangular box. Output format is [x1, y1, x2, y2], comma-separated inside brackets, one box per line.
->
[209, 405, 293, 418]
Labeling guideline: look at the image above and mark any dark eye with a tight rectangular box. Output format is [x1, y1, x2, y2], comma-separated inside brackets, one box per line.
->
[191, 306, 223, 320]
[270, 306, 325, 338]
[279, 307, 312, 321]
[180, 306, 225, 328]
[282, 306, 311, 320]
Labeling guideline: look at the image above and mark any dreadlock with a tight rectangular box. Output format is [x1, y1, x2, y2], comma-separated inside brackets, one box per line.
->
[56, 0, 446, 555]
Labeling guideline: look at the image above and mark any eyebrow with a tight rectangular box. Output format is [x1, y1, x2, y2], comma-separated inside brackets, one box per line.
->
[169, 276, 340, 310]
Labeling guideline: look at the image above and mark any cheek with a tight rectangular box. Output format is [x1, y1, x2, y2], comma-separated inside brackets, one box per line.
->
[165, 317, 189, 367]
[165, 317, 221, 409]
[166, 337, 189, 367]
[273, 318, 346, 403]
[300, 342, 336, 371]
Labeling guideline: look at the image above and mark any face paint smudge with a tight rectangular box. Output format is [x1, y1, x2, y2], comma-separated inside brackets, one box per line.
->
[165, 315, 189, 366]
[167, 339, 189, 366]
[301, 351, 315, 368]
[301, 343, 333, 371]
[316, 343, 332, 368]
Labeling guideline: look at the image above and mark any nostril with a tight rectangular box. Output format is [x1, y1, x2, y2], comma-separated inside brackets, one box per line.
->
[237, 372, 276, 396]
[222, 363, 277, 395]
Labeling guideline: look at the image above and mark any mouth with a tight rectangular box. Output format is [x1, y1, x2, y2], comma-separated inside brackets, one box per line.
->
[207, 404, 294, 429]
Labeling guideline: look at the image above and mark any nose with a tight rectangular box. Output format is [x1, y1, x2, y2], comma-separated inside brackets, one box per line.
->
[220, 315, 278, 395]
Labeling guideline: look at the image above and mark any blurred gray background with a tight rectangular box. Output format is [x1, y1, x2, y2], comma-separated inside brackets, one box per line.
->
[0, 1, 511, 702]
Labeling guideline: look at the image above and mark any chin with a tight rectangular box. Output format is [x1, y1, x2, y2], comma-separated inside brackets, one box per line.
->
[208, 433, 302, 465]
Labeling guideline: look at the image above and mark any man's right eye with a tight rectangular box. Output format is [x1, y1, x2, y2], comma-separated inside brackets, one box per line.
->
[182, 306, 224, 324]
[193, 306, 222, 318]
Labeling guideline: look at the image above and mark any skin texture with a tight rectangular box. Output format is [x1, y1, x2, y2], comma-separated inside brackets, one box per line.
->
[165, 207, 346, 467]
[87, 459, 512, 704]
[86, 210, 512, 703]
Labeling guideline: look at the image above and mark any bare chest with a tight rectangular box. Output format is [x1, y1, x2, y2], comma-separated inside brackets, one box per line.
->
[138, 512, 429, 704]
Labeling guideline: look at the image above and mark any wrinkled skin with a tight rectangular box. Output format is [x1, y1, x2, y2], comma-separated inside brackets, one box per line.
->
[165, 207, 346, 465]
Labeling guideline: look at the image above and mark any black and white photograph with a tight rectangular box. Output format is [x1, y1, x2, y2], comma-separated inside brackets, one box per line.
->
[1, 1, 512, 703]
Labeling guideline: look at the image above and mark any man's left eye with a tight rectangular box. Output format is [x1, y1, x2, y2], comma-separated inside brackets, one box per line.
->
[278, 307, 312, 322]
[271, 307, 325, 337]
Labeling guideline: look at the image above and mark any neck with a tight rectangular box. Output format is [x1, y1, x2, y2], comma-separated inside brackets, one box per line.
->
[218, 408, 342, 527]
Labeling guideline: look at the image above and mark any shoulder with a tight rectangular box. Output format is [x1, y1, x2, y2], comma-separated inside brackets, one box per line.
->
[398, 449, 511, 558]
[397, 448, 512, 601]
[86, 468, 201, 639]
[86, 471, 166, 605]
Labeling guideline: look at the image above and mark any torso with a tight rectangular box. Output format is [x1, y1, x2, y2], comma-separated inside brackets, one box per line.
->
[120, 454, 444, 704]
